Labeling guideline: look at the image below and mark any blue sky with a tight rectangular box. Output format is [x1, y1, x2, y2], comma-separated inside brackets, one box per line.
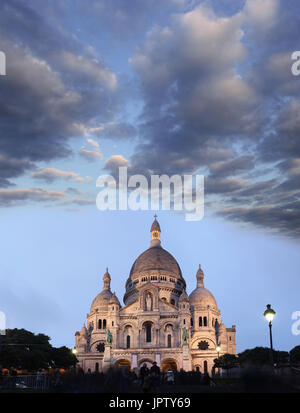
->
[0, 0, 299, 353]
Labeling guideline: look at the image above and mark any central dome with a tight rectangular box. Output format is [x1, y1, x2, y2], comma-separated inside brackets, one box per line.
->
[130, 246, 182, 278]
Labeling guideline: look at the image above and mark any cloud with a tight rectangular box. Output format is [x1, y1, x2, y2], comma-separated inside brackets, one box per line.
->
[78, 148, 103, 162]
[88, 122, 137, 140]
[0, 0, 120, 182]
[31, 168, 86, 184]
[87, 139, 99, 149]
[0, 188, 65, 207]
[218, 204, 300, 238]
[62, 197, 95, 206]
[209, 156, 255, 177]
[0, 154, 35, 187]
[245, 0, 279, 29]
[104, 155, 129, 173]
[123, 1, 300, 237]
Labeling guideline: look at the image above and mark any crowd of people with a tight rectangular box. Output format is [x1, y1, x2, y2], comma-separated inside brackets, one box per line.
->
[0, 364, 212, 392]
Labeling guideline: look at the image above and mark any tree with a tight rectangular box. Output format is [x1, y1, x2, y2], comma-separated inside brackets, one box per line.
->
[238, 347, 272, 366]
[0, 328, 77, 371]
[51, 346, 78, 369]
[214, 353, 238, 375]
[0, 328, 52, 370]
[290, 346, 300, 364]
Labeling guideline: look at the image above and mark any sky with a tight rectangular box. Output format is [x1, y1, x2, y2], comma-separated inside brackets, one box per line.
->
[0, 0, 299, 353]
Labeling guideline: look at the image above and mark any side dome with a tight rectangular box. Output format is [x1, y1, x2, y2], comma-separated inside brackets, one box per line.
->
[189, 288, 217, 309]
[90, 268, 113, 312]
[130, 246, 183, 278]
[90, 289, 113, 312]
[189, 265, 218, 309]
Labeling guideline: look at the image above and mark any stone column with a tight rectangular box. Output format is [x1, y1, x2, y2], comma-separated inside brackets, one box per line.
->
[182, 343, 192, 371]
[102, 344, 112, 372]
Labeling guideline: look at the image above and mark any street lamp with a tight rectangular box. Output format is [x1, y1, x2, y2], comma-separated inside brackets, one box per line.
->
[72, 348, 78, 355]
[263, 304, 276, 366]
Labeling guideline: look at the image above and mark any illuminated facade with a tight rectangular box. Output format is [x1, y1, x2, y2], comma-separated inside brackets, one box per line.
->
[75, 218, 236, 374]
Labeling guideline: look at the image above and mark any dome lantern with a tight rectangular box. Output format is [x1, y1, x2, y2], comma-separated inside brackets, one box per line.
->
[150, 215, 161, 248]
[103, 268, 111, 291]
[196, 264, 204, 288]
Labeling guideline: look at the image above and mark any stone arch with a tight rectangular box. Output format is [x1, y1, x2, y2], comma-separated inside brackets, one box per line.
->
[123, 324, 133, 348]
[161, 358, 177, 372]
[90, 340, 105, 352]
[115, 358, 131, 371]
[163, 323, 174, 348]
[138, 358, 154, 369]
[191, 336, 216, 350]
[142, 320, 154, 343]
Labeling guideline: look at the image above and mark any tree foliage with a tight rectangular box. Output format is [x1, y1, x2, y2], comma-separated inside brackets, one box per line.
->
[290, 345, 300, 364]
[0, 329, 77, 371]
[214, 353, 238, 370]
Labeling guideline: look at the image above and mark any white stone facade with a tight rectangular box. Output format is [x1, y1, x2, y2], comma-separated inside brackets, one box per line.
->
[75, 218, 236, 375]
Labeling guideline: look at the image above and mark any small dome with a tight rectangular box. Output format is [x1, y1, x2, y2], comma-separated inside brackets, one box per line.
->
[179, 290, 189, 302]
[109, 292, 120, 306]
[189, 287, 217, 309]
[90, 289, 113, 312]
[90, 268, 113, 312]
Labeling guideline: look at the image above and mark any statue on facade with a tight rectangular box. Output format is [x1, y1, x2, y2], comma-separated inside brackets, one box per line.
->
[146, 292, 153, 311]
[105, 329, 113, 345]
[182, 327, 189, 345]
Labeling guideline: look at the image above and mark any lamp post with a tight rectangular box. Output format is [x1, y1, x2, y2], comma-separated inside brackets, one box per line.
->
[263, 304, 276, 367]
[72, 348, 78, 355]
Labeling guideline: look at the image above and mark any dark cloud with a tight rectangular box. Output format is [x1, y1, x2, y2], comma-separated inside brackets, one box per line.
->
[123, 0, 300, 238]
[0, 155, 35, 187]
[218, 204, 300, 238]
[0, 0, 120, 182]
[209, 156, 255, 177]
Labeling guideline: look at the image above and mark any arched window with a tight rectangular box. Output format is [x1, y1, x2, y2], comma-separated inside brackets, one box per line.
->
[126, 335, 130, 349]
[103, 319, 107, 329]
[145, 322, 152, 342]
[167, 334, 172, 348]
[204, 316, 207, 327]
[95, 362, 99, 372]
[112, 321, 114, 327]
[204, 360, 208, 374]
[170, 299, 175, 305]
[199, 317, 202, 327]
[98, 319, 102, 329]
[191, 317, 194, 327]
[183, 319, 186, 325]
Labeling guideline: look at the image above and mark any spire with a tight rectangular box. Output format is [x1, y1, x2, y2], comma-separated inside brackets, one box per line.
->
[102, 267, 111, 291]
[196, 264, 204, 288]
[150, 215, 161, 248]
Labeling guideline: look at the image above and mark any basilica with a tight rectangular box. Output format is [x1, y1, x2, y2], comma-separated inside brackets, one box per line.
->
[75, 217, 236, 375]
